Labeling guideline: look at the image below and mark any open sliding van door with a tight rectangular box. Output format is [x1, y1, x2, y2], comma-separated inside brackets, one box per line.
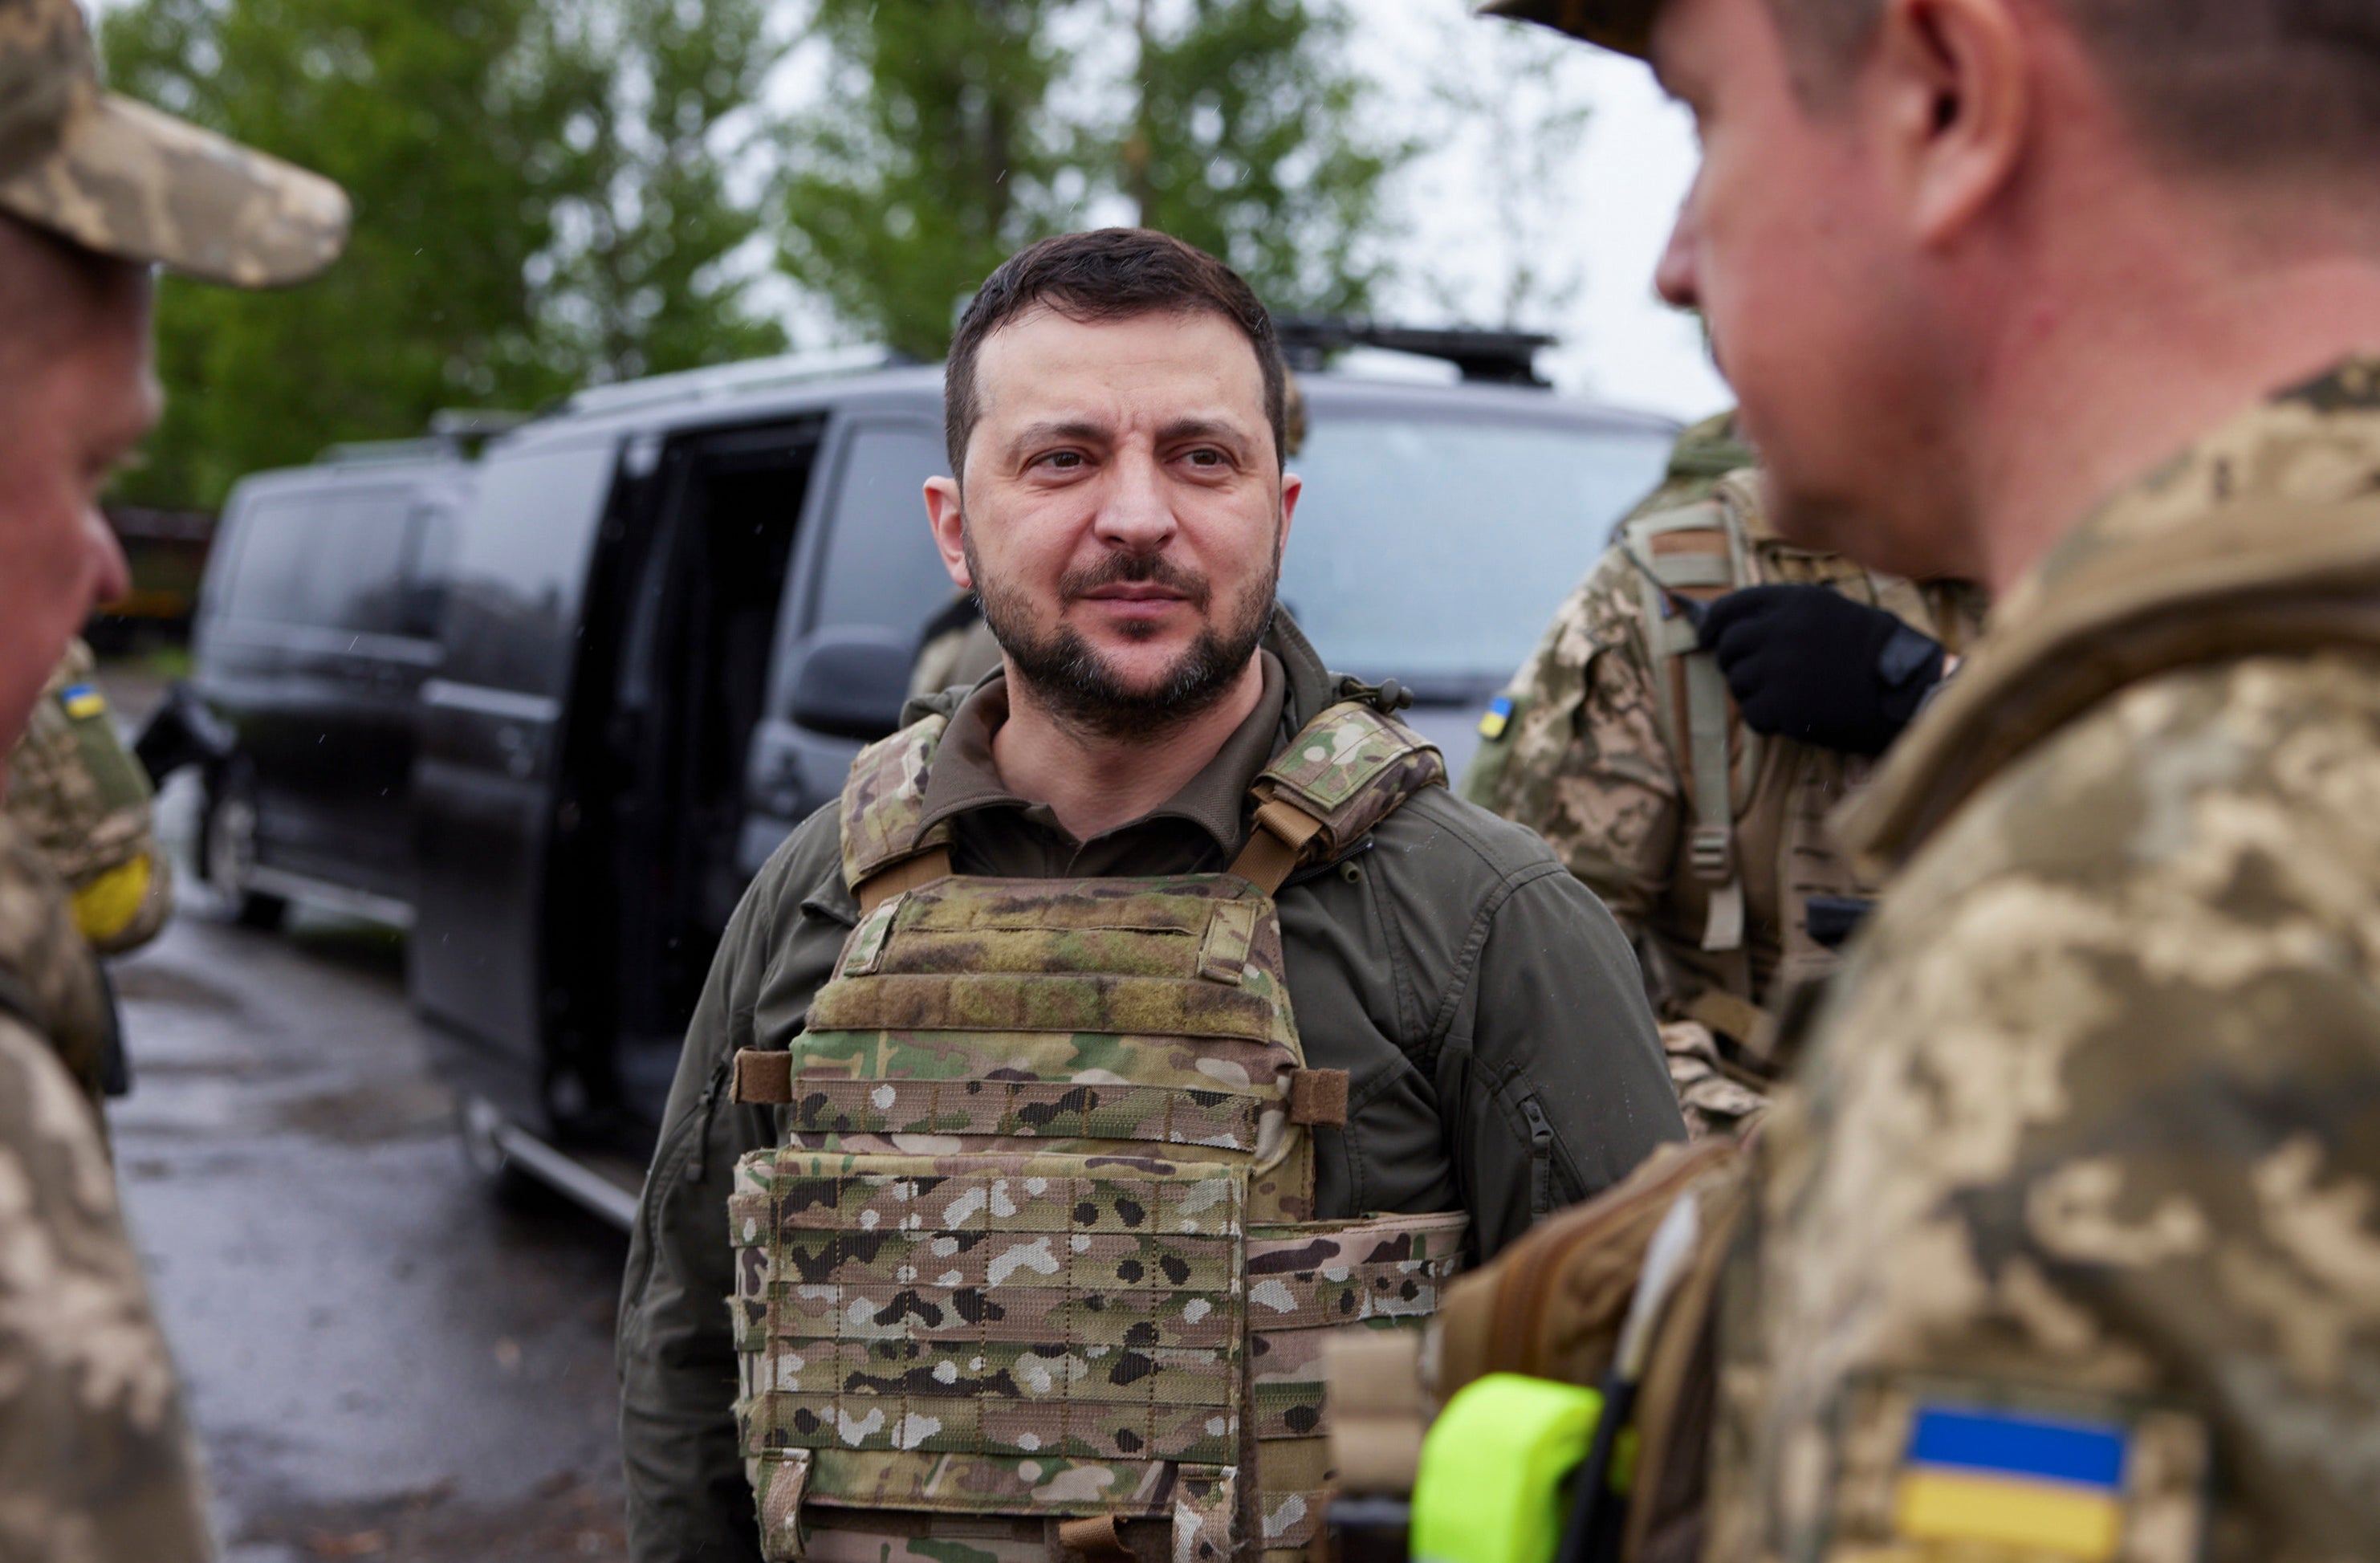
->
[411, 432, 620, 1132]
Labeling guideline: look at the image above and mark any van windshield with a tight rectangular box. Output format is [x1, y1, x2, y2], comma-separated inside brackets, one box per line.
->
[1280, 415, 1670, 683]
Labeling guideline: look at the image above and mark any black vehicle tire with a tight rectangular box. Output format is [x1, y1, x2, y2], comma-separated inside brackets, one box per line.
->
[201, 770, 289, 931]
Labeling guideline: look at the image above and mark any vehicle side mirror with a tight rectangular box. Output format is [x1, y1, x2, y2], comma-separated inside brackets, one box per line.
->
[786, 627, 916, 742]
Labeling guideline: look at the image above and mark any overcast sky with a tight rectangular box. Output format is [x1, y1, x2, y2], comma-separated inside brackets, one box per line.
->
[1354, 2, 1731, 421]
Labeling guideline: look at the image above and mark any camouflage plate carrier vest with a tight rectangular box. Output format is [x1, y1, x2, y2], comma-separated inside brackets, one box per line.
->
[728, 701, 1466, 1563]
[1622, 471, 1948, 1023]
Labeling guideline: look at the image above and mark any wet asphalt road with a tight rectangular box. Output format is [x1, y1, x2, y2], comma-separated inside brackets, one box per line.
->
[112, 781, 636, 1562]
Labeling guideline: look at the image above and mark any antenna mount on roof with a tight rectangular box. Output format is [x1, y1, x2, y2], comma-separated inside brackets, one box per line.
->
[1273, 318, 1556, 387]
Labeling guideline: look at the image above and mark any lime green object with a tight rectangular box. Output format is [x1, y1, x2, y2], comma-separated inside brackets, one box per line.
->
[1410, 1374, 1605, 1563]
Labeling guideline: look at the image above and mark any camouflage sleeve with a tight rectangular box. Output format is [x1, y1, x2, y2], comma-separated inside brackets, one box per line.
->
[4, 639, 171, 954]
[618, 812, 850, 1563]
[1462, 552, 1682, 935]
[0, 1008, 214, 1560]
[1719, 659, 2380, 1563]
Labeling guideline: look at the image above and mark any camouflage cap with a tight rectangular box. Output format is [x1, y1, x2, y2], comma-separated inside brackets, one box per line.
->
[0, 0, 347, 287]
[1478, 0, 1657, 59]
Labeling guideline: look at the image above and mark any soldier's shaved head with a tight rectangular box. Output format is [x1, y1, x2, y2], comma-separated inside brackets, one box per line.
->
[1770, 0, 2380, 178]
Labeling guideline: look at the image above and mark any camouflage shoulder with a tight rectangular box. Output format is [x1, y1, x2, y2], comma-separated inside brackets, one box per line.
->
[1461, 546, 1662, 820]
[1504, 547, 1662, 711]
[0, 1007, 214, 1560]
[1740, 649, 2380, 1561]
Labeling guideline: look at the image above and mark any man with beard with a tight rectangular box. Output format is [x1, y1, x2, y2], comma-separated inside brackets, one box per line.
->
[616, 227, 1682, 1563]
[1478, 0, 2380, 1556]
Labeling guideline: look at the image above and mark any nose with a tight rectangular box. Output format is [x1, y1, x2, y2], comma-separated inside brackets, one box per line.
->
[1654, 183, 1702, 311]
[83, 505, 130, 609]
[1092, 447, 1178, 555]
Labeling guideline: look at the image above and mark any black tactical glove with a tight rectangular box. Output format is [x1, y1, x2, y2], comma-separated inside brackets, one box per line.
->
[1697, 584, 1943, 756]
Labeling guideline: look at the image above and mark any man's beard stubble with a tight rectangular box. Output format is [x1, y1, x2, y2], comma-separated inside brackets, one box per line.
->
[968, 535, 1278, 742]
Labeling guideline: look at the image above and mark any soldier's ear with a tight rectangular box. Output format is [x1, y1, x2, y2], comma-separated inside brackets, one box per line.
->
[1874, 0, 2030, 249]
[924, 476, 972, 589]
[1275, 473, 1301, 565]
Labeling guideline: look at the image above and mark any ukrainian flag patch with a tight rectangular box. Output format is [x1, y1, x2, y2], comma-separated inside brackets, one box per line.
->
[1894, 1406, 2126, 1559]
[1477, 695, 1515, 741]
[59, 684, 106, 720]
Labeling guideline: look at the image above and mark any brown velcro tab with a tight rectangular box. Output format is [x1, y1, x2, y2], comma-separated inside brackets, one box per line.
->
[731, 1048, 794, 1105]
[1288, 1068, 1350, 1126]
[1056, 1513, 1131, 1562]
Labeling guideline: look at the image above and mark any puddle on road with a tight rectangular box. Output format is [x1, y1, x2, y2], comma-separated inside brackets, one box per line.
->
[271, 1078, 458, 1146]
[113, 963, 246, 1013]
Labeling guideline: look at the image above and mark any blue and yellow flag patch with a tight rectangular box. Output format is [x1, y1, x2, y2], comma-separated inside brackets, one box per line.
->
[59, 684, 106, 721]
[1893, 1405, 2127, 1559]
[1477, 695, 1515, 741]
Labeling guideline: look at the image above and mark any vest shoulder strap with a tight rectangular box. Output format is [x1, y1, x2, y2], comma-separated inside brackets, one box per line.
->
[1231, 700, 1446, 893]
[839, 713, 958, 904]
[1622, 490, 1761, 953]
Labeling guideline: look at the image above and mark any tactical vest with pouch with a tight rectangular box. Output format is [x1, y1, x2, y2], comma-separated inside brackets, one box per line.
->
[727, 699, 1467, 1563]
[1621, 473, 1952, 1036]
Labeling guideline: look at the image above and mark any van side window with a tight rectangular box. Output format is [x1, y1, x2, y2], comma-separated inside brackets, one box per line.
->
[811, 425, 954, 634]
[398, 499, 457, 640]
[311, 486, 415, 634]
[220, 493, 318, 625]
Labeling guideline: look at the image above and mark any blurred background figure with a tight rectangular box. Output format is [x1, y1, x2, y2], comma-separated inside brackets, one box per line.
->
[1464, 422, 1983, 1134]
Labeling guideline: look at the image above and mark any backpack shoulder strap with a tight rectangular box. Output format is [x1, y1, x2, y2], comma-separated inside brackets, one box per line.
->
[1231, 700, 1446, 893]
[1621, 489, 1760, 954]
[840, 713, 957, 911]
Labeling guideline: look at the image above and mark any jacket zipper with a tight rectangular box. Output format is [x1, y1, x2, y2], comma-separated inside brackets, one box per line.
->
[1522, 1097, 1556, 1220]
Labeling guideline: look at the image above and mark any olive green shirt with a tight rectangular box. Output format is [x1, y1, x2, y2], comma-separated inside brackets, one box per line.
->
[616, 614, 1682, 1563]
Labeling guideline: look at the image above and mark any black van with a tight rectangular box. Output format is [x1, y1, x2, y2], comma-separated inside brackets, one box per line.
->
[194, 344, 1676, 1218]
[192, 439, 474, 929]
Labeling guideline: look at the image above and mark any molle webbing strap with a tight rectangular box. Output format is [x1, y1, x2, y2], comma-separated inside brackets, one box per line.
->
[1625, 503, 1756, 954]
[1230, 798, 1325, 894]
[853, 845, 950, 915]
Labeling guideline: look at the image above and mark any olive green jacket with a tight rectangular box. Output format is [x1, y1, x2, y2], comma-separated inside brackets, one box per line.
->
[616, 614, 1683, 1563]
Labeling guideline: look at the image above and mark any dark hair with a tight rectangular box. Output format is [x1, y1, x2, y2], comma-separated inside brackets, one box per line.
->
[1771, 0, 2380, 177]
[944, 228, 1288, 478]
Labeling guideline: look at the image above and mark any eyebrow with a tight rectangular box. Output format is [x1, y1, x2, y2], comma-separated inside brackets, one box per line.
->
[1157, 417, 1250, 450]
[1005, 419, 1112, 461]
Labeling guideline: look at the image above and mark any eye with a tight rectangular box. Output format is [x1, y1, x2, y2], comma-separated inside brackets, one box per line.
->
[1035, 450, 1084, 470]
[1184, 448, 1226, 469]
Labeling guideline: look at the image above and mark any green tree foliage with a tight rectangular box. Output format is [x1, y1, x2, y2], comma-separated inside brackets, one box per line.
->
[781, 0, 1406, 360]
[102, 0, 782, 507]
[1121, 0, 1407, 317]
[778, 0, 1079, 362]
[545, 0, 788, 383]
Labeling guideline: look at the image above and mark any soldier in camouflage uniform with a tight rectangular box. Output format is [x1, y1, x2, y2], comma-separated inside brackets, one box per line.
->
[8, 635, 174, 959]
[1491, 0, 2380, 1555]
[0, 0, 347, 1554]
[1463, 435, 1981, 1136]
[620, 229, 1682, 1563]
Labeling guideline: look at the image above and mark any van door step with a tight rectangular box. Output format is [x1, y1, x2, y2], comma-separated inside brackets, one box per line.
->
[459, 1095, 645, 1230]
